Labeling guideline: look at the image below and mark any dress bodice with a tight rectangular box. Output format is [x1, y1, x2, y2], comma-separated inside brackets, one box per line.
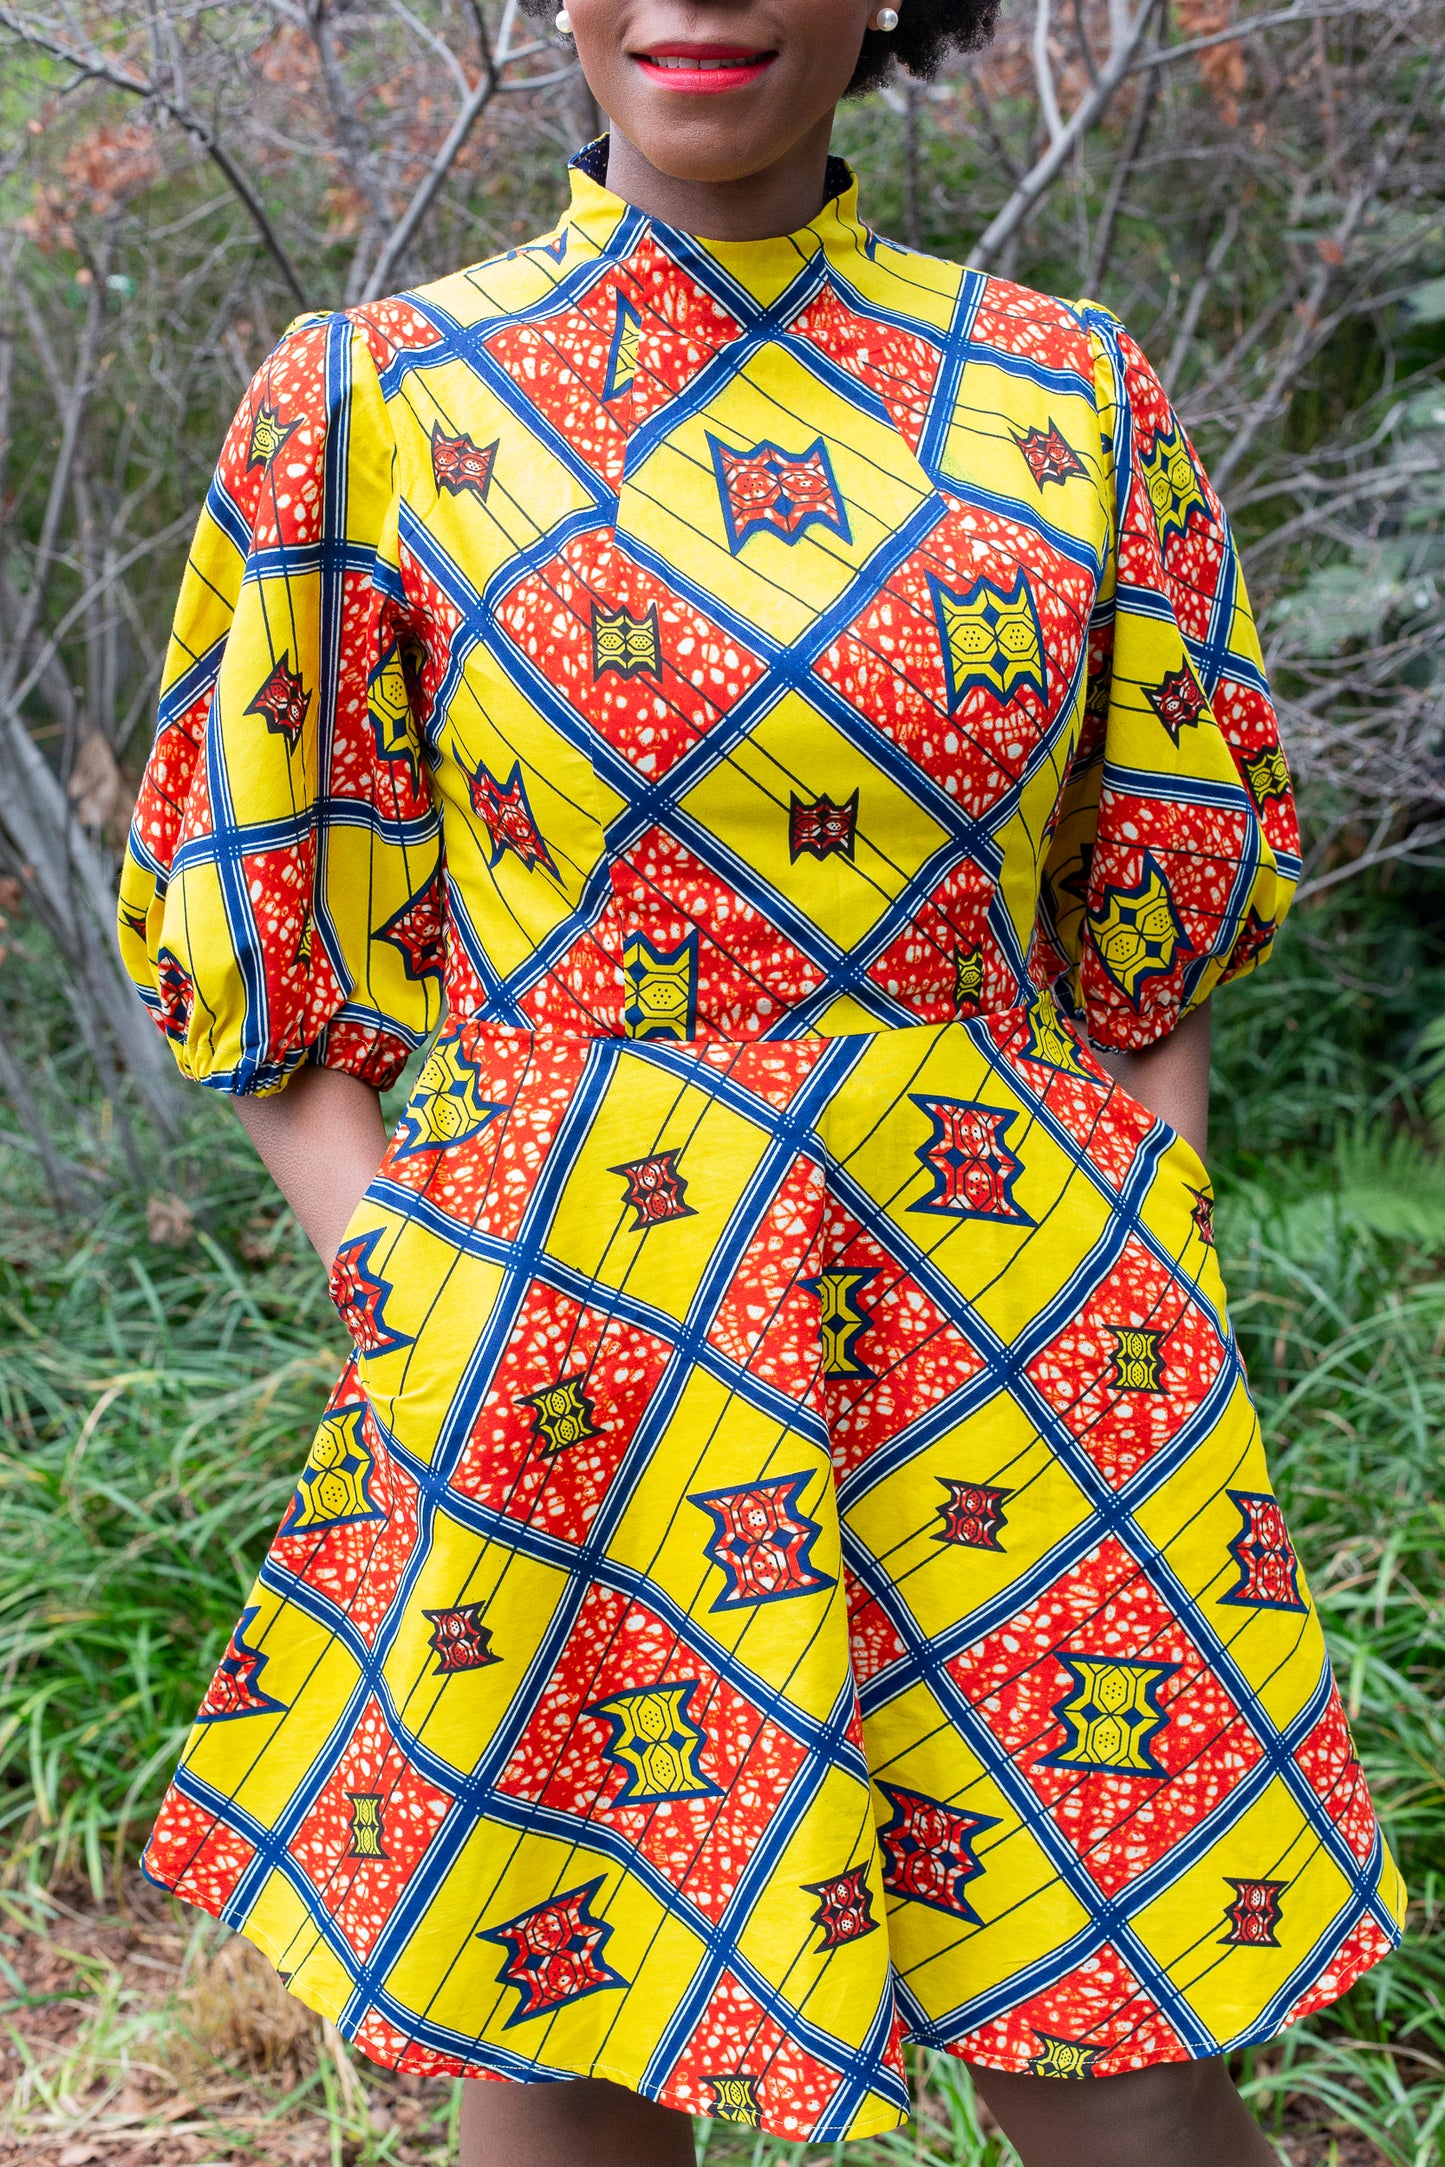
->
[120, 144, 1299, 1095]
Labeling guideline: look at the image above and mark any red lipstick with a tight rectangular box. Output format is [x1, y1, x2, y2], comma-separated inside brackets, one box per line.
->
[634, 42, 777, 92]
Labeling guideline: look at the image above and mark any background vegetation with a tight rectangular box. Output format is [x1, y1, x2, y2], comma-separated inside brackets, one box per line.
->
[0, 0, 1442, 2161]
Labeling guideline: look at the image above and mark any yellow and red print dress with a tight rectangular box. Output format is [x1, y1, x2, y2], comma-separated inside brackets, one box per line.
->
[120, 143, 1403, 2138]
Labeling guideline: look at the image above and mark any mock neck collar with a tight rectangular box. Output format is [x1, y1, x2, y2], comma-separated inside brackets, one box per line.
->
[558, 136, 873, 298]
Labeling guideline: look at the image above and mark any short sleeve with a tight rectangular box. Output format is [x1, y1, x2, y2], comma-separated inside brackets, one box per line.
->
[1039, 310, 1302, 1051]
[117, 314, 443, 1095]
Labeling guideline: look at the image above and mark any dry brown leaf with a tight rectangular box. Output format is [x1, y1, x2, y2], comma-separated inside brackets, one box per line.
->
[146, 1193, 195, 1247]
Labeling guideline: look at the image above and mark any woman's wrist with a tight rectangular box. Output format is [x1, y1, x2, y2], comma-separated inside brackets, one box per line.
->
[232, 1065, 389, 1269]
[1090, 998, 1212, 1162]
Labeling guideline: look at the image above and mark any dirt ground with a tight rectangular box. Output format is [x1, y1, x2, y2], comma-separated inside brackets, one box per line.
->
[0, 1875, 1392, 2167]
[0, 1875, 451, 2165]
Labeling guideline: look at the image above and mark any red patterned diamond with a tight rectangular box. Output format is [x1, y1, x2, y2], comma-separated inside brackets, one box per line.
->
[949, 1938, 1192, 2078]
[957, 1538, 1259, 1898]
[288, 1698, 454, 1958]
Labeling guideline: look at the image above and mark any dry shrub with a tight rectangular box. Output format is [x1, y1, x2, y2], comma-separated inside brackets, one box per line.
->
[22, 120, 161, 252]
[176, 1934, 320, 2088]
[1174, 0, 1247, 125]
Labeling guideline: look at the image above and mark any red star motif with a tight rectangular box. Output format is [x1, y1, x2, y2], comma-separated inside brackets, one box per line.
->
[804, 1867, 878, 1950]
[481, 1877, 626, 2026]
[1222, 1878, 1288, 1947]
[423, 1603, 500, 1674]
[330, 1231, 415, 1356]
[1146, 663, 1209, 743]
[610, 1147, 695, 1229]
[431, 424, 498, 498]
[245, 654, 311, 740]
[1011, 421, 1087, 487]
[710, 434, 851, 550]
[935, 1479, 1011, 1550]
[196, 1606, 285, 1721]
[467, 761, 556, 874]
[155, 948, 194, 1043]
[789, 789, 859, 862]
[377, 872, 446, 983]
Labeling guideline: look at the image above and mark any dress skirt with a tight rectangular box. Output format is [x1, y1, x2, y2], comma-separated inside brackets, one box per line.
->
[142, 997, 1406, 2140]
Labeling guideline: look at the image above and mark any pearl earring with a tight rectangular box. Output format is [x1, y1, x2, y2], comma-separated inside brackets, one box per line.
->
[555, 8, 573, 31]
[874, 6, 900, 27]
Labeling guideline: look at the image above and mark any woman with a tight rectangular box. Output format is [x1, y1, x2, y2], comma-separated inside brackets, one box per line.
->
[117, 4, 1405, 2163]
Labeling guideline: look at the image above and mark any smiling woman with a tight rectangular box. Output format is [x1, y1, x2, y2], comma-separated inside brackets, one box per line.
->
[535, 0, 998, 100]
[523, 1, 1001, 240]
[116, 5, 1402, 2167]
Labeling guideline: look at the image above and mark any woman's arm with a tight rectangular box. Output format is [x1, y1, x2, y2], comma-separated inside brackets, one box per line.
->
[234, 1066, 389, 1270]
[1089, 997, 1211, 1162]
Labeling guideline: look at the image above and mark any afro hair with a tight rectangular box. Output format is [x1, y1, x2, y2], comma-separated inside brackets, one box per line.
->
[517, 2, 1000, 99]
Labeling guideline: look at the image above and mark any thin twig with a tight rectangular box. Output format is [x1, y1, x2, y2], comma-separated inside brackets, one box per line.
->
[0, 6, 307, 305]
[359, 1, 503, 299]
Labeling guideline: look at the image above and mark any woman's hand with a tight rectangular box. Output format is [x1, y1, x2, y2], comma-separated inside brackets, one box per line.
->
[1089, 997, 1212, 1163]
[233, 1066, 390, 1271]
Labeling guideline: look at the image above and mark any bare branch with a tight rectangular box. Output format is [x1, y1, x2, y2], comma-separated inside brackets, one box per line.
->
[968, 0, 1163, 268]
[1033, 0, 1067, 146]
[358, 0, 543, 300]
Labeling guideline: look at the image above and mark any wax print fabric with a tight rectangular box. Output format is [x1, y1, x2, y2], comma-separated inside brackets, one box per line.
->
[119, 143, 1403, 2143]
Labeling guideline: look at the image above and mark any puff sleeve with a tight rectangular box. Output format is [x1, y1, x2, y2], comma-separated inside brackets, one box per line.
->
[118, 313, 443, 1095]
[1039, 309, 1302, 1051]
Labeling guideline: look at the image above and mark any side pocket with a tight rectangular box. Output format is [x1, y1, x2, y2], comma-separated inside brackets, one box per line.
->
[1101, 1069, 1212, 1197]
[325, 1133, 408, 1348]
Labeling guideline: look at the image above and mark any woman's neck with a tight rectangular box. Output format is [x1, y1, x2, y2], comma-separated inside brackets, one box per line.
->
[602, 114, 838, 239]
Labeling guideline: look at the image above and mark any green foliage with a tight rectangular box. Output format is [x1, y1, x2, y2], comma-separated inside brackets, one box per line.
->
[1418, 1012, 1445, 1132]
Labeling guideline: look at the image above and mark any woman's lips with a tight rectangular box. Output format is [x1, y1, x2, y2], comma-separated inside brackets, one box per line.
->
[634, 44, 777, 92]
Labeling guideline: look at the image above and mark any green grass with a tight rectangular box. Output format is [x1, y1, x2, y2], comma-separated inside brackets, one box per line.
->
[0, 882, 1442, 2162]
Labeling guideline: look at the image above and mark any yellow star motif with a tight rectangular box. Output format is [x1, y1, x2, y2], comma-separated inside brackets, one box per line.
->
[404, 1036, 494, 1147]
[932, 570, 1048, 710]
[1019, 987, 1087, 1073]
[247, 401, 295, 470]
[1030, 2036, 1100, 2080]
[810, 1269, 875, 1377]
[591, 1682, 717, 1801]
[1087, 860, 1185, 1003]
[1245, 741, 1291, 804]
[346, 1793, 387, 1859]
[367, 643, 412, 762]
[593, 605, 661, 681]
[622, 932, 697, 1040]
[519, 1374, 601, 1455]
[955, 947, 985, 1010]
[708, 2078, 762, 2127]
[1047, 1656, 1175, 1775]
[287, 1407, 382, 1529]
[1140, 418, 1211, 553]
[1111, 1327, 1164, 1391]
